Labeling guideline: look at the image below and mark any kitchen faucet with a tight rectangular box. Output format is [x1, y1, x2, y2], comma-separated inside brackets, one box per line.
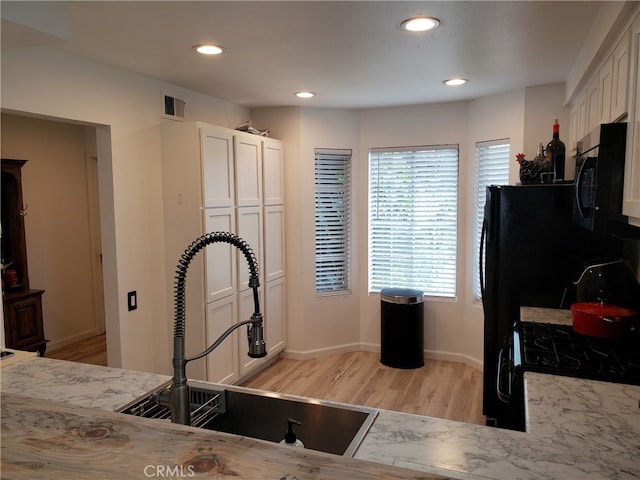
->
[156, 232, 266, 425]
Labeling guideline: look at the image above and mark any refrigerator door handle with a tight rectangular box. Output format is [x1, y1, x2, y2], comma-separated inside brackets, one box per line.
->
[575, 157, 588, 219]
[496, 345, 511, 403]
[479, 219, 486, 299]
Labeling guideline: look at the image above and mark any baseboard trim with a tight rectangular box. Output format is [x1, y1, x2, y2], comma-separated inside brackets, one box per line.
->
[281, 342, 362, 361]
[46, 329, 101, 353]
[285, 342, 483, 372]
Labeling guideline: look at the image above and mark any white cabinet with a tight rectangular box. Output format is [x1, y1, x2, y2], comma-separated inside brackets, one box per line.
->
[238, 286, 264, 375]
[586, 75, 600, 132]
[203, 208, 237, 303]
[201, 125, 235, 208]
[264, 205, 286, 282]
[611, 30, 631, 122]
[623, 16, 640, 225]
[570, 25, 631, 139]
[265, 276, 286, 356]
[205, 295, 238, 384]
[598, 57, 613, 125]
[236, 206, 263, 290]
[263, 138, 285, 205]
[162, 120, 286, 383]
[234, 134, 262, 207]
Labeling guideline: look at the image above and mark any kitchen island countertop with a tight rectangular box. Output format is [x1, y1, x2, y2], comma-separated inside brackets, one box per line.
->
[2, 356, 639, 479]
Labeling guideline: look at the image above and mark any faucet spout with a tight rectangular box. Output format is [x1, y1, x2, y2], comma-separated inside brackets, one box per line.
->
[163, 232, 266, 425]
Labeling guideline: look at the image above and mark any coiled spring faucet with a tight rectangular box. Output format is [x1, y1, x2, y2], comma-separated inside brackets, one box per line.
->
[158, 232, 266, 425]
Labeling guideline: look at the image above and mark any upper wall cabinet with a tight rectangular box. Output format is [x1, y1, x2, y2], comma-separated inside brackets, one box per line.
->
[570, 26, 631, 148]
[611, 30, 631, 122]
[569, 8, 640, 226]
[623, 15, 640, 224]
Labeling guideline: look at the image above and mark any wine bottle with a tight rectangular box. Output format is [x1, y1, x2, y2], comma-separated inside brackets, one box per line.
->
[545, 119, 565, 181]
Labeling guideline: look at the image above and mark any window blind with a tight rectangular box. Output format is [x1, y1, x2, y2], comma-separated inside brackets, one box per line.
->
[368, 145, 459, 297]
[473, 139, 510, 302]
[314, 149, 352, 294]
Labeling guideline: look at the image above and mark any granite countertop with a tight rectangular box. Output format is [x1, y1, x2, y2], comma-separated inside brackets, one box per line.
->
[2, 356, 639, 480]
[519, 306, 572, 325]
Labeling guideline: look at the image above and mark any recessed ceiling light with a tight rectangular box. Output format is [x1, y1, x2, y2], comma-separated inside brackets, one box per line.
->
[193, 44, 224, 55]
[400, 16, 440, 32]
[295, 91, 316, 99]
[443, 78, 468, 86]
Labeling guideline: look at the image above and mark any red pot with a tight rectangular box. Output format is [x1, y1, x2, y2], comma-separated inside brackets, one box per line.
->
[570, 302, 636, 339]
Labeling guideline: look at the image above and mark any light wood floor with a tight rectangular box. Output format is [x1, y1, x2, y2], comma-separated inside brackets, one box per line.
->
[243, 351, 485, 425]
[45, 335, 485, 425]
[46, 334, 108, 366]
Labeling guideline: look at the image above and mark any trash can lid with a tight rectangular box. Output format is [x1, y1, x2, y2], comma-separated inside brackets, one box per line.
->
[380, 288, 424, 304]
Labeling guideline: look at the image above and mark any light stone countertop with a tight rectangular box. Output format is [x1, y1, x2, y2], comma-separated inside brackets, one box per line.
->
[519, 306, 573, 325]
[2, 355, 639, 480]
[0, 356, 170, 412]
[356, 373, 640, 480]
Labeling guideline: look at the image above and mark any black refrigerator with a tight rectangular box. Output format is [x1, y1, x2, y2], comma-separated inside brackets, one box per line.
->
[480, 184, 623, 428]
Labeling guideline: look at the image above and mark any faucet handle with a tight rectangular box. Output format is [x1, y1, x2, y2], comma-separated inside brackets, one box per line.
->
[247, 313, 266, 358]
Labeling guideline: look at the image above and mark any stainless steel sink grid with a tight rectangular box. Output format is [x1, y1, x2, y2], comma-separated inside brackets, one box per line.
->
[118, 381, 378, 457]
[119, 382, 226, 428]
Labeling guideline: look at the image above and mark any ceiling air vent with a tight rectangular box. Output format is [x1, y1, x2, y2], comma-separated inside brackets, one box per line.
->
[163, 94, 185, 121]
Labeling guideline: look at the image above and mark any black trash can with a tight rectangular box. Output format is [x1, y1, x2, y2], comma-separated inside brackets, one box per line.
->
[380, 288, 425, 369]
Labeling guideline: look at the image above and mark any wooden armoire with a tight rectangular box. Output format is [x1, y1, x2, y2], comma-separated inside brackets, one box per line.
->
[2, 159, 46, 355]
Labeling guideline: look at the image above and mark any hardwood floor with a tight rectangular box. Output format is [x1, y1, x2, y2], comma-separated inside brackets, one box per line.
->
[46, 334, 108, 366]
[242, 351, 486, 425]
[45, 336, 485, 425]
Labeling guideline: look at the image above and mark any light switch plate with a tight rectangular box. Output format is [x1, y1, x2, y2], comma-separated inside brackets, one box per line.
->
[127, 291, 137, 311]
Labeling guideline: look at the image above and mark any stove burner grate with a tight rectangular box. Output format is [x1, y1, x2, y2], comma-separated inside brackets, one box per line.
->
[517, 322, 640, 385]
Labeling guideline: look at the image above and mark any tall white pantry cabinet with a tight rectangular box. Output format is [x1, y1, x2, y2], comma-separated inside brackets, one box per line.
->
[161, 121, 286, 384]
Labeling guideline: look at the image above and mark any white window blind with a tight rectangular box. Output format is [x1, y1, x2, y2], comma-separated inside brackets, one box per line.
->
[368, 145, 459, 297]
[474, 139, 510, 302]
[314, 149, 352, 294]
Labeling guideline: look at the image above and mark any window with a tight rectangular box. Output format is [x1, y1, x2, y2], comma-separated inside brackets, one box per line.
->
[473, 139, 510, 302]
[314, 149, 352, 294]
[368, 145, 459, 297]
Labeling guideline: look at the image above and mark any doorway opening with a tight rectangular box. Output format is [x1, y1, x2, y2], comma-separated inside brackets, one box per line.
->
[0, 111, 116, 367]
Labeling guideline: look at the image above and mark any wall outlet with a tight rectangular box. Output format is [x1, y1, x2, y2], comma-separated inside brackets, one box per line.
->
[127, 291, 137, 311]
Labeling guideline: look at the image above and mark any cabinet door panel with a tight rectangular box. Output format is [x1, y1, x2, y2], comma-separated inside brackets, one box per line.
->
[204, 208, 237, 302]
[236, 206, 264, 291]
[234, 134, 262, 207]
[611, 30, 630, 122]
[264, 205, 285, 282]
[623, 17, 640, 222]
[263, 139, 284, 205]
[599, 57, 613, 124]
[265, 277, 286, 356]
[238, 286, 265, 375]
[200, 125, 235, 208]
[205, 295, 238, 384]
[586, 75, 600, 132]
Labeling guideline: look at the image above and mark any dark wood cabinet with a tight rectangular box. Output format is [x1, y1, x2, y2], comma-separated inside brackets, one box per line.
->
[2, 159, 46, 355]
[3, 289, 45, 355]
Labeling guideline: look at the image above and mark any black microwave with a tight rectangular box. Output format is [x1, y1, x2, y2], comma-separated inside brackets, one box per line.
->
[573, 122, 639, 238]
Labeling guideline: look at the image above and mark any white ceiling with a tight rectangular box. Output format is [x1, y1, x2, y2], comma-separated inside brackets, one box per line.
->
[2, 1, 607, 109]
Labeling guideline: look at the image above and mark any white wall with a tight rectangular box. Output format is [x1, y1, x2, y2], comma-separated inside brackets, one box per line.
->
[1, 46, 249, 373]
[252, 107, 362, 357]
[255, 89, 558, 370]
[357, 102, 471, 363]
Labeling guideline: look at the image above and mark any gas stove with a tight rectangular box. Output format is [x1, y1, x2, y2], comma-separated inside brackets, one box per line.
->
[514, 322, 640, 386]
[497, 321, 640, 431]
